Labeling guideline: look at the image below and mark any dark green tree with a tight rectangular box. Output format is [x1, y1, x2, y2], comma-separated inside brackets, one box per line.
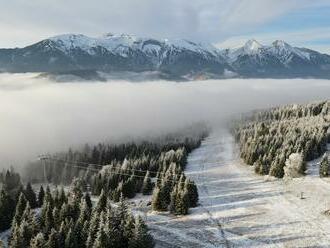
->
[320, 153, 329, 177]
[142, 171, 153, 195]
[12, 193, 27, 227]
[37, 186, 45, 207]
[93, 223, 108, 248]
[45, 229, 59, 248]
[44, 203, 55, 236]
[24, 182, 37, 208]
[185, 179, 198, 208]
[84, 192, 93, 210]
[151, 186, 162, 211]
[169, 185, 178, 214]
[129, 216, 154, 248]
[9, 223, 23, 248]
[95, 189, 107, 213]
[0, 188, 15, 231]
[64, 228, 75, 248]
[30, 233, 46, 248]
[175, 188, 189, 215]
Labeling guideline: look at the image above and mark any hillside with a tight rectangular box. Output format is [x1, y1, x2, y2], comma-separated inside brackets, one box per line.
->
[234, 101, 330, 177]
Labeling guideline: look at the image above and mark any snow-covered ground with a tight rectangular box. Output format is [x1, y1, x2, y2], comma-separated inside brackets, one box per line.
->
[130, 130, 330, 248]
[2, 130, 330, 247]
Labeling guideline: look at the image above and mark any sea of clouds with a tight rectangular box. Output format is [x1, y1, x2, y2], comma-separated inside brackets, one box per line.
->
[0, 73, 329, 166]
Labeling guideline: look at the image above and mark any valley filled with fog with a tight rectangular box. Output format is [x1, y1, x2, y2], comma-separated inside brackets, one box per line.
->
[0, 73, 330, 167]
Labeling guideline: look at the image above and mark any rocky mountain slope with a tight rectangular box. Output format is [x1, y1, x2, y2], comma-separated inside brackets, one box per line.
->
[1, 33, 330, 80]
[221, 39, 330, 78]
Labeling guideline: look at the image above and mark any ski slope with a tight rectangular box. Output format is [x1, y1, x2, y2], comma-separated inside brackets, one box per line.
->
[131, 130, 330, 247]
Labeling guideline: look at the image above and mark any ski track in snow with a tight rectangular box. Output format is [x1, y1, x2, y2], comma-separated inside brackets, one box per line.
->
[2, 130, 330, 247]
[131, 130, 330, 248]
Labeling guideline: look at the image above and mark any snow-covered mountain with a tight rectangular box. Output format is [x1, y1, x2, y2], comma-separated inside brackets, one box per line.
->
[0, 33, 229, 80]
[221, 39, 330, 77]
[0, 34, 330, 80]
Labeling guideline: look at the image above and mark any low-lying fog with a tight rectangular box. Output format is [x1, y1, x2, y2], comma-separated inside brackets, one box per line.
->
[1, 73, 330, 167]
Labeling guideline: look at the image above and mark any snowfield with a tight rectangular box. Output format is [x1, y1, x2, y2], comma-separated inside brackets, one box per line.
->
[2, 130, 330, 247]
[130, 130, 330, 248]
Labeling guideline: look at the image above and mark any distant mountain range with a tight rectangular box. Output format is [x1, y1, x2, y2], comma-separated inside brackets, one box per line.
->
[1, 33, 330, 81]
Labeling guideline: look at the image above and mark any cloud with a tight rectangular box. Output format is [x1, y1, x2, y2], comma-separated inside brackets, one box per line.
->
[215, 27, 330, 53]
[0, 74, 330, 167]
[0, 0, 323, 47]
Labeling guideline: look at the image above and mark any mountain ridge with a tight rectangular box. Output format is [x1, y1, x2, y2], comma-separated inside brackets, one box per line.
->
[1, 33, 330, 80]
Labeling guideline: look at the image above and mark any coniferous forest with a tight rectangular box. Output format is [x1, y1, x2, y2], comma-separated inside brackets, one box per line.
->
[234, 101, 330, 178]
[0, 172, 154, 248]
[0, 125, 207, 247]
[25, 127, 206, 214]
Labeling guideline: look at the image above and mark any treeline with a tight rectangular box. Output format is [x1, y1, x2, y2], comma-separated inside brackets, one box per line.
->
[320, 153, 330, 177]
[0, 173, 154, 248]
[25, 127, 206, 185]
[152, 165, 198, 215]
[234, 101, 330, 178]
[0, 168, 25, 232]
[24, 128, 206, 215]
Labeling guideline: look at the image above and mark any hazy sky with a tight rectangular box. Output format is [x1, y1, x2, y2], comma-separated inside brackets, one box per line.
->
[0, 0, 330, 53]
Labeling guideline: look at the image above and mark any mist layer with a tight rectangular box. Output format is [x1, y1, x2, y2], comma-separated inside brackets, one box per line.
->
[0, 73, 329, 166]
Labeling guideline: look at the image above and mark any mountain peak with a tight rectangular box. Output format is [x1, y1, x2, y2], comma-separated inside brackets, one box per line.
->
[101, 33, 114, 38]
[49, 33, 87, 41]
[272, 40, 290, 48]
[244, 39, 263, 51]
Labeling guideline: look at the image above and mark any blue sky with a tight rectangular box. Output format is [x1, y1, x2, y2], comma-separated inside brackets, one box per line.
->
[0, 0, 329, 53]
[217, 1, 330, 53]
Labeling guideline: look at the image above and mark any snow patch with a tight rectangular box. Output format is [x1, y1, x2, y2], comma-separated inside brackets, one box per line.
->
[48, 33, 219, 59]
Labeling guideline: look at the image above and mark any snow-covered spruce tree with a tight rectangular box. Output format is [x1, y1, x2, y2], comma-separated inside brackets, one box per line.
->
[24, 182, 37, 209]
[9, 223, 23, 248]
[45, 228, 58, 248]
[169, 185, 178, 214]
[124, 212, 136, 242]
[21, 203, 39, 239]
[152, 176, 172, 211]
[37, 185, 45, 208]
[284, 153, 306, 178]
[142, 171, 153, 195]
[30, 233, 46, 248]
[86, 210, 101, 247]
[129, 216, 154, 248]
[122, 175, 136, 199]
[44, 202, 55, 236]
[0, 188, 15, 231]
[320, 153, 329, 177]
[68, 177, 84, 205]
[94, 189, 107, 213]
[84, 192, 92, 210]
[3, 170, 155, 247]
[151, 163, 198, 214]
[234, 101, 330, 178]
[44, 186, 54, 208]
[92, 222, 108, 248]
[151, 186, 162, 211]
[64, 227, 75, 248]
[175, 187, 189, 215]
[2, 168, 22, 198]
[57, 222, 66, 248]
[159, 177, 172, 210]
[74, 199, 92, 247]
[11, 193, 27, 228]
[19, 219, 34, 248]
[185, 179, 199, 208]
